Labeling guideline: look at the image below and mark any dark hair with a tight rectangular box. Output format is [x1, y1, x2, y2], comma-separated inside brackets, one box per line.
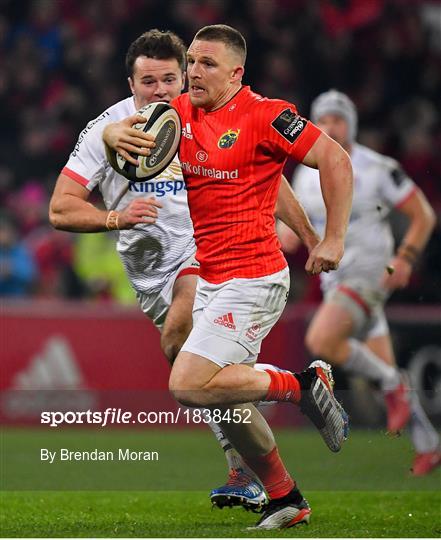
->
[126, 29, 186, 77]
[194, 25, 246, 64]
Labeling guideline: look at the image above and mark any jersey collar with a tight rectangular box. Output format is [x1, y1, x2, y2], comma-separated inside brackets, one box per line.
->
[202, 85, 250, 115]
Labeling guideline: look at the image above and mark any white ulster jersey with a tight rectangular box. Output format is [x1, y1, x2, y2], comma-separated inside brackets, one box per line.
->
[292, 143, 416, 291]
[62, 96, 195, 295]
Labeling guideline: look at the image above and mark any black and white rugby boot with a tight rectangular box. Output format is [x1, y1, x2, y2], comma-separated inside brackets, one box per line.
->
[297, 360, 349, 452]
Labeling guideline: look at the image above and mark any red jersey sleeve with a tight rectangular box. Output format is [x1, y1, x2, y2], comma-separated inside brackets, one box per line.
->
[264, 101, 322, 162]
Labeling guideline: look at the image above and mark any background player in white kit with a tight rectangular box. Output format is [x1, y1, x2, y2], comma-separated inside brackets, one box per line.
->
[49, 29, 329, 510]
[279, 90, 440, 476]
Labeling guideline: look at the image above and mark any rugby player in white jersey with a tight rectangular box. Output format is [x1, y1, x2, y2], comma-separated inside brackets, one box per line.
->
[279, 90, 440, 476]
[49, 29, 328, 509]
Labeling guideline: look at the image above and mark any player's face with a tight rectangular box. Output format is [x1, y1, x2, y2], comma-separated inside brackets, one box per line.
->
[129, 56, 185, 109]
[316, 114, 350, 147]
[186, 39, 243, 111]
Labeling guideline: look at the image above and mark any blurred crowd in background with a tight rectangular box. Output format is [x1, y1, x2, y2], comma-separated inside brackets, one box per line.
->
[1, 0, 440, 304]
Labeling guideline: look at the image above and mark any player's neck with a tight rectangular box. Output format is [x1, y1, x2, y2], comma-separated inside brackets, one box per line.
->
[343, 142, 353, 155]
[133, 95, 142, 110]
[205, 84, 243, 113]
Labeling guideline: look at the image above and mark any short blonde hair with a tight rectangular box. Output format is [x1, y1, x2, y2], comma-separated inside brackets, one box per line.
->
[194, 24, 246, 64]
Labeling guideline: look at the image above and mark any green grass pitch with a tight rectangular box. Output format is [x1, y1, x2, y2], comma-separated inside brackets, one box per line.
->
[1, 428, 440, 537]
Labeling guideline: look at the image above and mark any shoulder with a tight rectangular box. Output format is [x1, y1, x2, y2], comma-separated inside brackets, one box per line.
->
[72, 97, 135, 156]
[353, 143, 414, 189]
[171, 93, 190, 115]
[246, 91, 300, 121]
[245, 93, 309, 141]
[86, 96, 135, 131]
[353, 143, 399, 172]
[104, 96, 137, 120]
[78, 97, 134, 140]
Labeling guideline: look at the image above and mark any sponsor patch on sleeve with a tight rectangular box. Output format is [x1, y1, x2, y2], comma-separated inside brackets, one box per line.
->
[271, 108, 308, 144]
[390, 167, 409, 187]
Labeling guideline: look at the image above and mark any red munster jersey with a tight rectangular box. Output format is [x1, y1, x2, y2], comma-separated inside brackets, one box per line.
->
[172, 86, 321, 283]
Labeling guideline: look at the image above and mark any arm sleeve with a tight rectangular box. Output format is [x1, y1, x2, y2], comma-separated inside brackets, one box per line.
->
[264, 101, 322, 162]
[62, 111, 112, 191]
[378, 158, 416, 209]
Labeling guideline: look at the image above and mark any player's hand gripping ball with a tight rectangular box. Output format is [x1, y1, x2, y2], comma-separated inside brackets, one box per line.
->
[110, 102, 181, 181]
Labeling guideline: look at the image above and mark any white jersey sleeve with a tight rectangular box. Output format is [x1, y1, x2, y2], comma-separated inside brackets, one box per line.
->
[376, 157, 416, 209]
[63, 110, 113, 191]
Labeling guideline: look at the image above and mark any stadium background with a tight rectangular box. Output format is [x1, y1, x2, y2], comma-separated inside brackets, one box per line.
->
[1, 1, 440, 537]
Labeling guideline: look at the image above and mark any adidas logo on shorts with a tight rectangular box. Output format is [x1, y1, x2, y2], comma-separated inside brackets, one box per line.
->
[214, 312, 236, 330]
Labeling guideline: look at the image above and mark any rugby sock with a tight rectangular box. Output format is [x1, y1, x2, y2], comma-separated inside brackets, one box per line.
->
[208, 420, 258, 475]
[255, 362, 283, 374]
[264, 368, 301, 403]
[342, 339, 400, 391]
[243, 446, 295, 499]
[408, 391, 440, 453]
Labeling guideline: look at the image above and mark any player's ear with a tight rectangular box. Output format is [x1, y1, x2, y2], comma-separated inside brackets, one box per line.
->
[181, 71, 186, 91]
[128, 76, 135, 95]
[231, 65, 244, 83]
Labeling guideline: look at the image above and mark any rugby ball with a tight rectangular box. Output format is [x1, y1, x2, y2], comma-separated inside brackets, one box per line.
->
[111, 102, 181, 181]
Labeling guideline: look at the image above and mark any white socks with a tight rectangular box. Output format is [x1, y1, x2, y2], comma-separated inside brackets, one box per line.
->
[208, 420, 253, 473]
[343, 339, 400, 392]
[408, 391, 440, 454]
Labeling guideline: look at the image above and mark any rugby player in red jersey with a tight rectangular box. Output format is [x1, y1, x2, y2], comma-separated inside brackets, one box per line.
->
[103, 25, 353, 529]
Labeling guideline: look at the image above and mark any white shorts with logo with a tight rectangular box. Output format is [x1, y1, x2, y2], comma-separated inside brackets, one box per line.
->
[136, 253, 199, 331]
[181, 267, 290, 368]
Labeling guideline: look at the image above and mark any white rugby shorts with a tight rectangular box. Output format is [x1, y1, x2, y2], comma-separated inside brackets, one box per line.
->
[136, 253, 199, 330]
[324, 279, 389, 339]
[181, 267, 290, 368]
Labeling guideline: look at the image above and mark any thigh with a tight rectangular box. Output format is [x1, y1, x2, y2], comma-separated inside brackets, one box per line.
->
[162, 273, 197, 338]
[307, 300, 356, 346]
[170, 350, 222, 389]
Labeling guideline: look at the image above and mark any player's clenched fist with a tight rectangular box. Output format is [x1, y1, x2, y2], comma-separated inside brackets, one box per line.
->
[103, 115, 156, 166]
[117, 197, 163, 229]
[305, 238, 344, 275]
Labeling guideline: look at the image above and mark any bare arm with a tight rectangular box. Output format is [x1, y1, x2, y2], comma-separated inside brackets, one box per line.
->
[275, 175, 320, 253]
[49, 174, 162, 232]
[382, 188, 436, 290]
[277, 221, 303, 254]
[301, 132, 353, 273]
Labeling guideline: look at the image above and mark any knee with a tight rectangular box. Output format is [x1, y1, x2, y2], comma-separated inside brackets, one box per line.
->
[168, 370, 202, 407]
[169, 389, 198, 407]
